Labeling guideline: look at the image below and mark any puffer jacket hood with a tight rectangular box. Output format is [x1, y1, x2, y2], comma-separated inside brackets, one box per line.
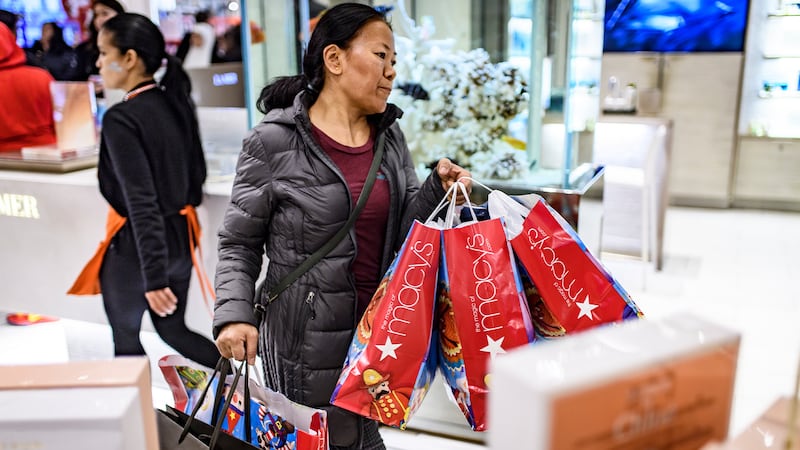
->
[0, 24, 25, 70]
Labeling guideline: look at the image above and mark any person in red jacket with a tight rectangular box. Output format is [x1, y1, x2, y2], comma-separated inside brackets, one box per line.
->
[0, 12, 56, 152]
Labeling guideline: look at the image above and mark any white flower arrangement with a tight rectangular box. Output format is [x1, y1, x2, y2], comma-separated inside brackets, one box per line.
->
[390, 21, 530, 180]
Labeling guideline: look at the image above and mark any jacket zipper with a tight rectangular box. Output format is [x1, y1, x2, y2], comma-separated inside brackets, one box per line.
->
[305, 291, 316, 320]
[295, 115, 389, 327]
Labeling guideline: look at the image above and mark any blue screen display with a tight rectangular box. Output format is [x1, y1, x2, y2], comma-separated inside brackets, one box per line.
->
[603, 0, 750, 52]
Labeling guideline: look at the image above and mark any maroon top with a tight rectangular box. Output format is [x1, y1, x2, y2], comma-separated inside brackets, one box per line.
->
[311, 125, 390, 317]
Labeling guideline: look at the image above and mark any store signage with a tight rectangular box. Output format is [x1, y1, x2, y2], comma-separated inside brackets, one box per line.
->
[0, 193, 40, 219]
[212, 71, 238, 87]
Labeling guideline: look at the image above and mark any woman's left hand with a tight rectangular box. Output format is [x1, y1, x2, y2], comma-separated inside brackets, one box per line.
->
[435, 158, 472, 204]
[145, 287, 178, 317]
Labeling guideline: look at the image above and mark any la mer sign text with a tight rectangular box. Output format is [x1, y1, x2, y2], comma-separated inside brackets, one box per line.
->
[0, 193, 40, 219]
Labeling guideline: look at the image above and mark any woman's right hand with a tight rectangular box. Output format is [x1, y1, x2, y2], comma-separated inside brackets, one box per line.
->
[215, 322, 259, 366]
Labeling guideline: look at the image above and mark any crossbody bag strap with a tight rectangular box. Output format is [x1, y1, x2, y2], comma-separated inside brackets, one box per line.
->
[256, 133, 386, 314]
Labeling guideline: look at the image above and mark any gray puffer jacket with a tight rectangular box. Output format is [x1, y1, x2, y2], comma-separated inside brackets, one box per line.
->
[213, 92, 447, 446]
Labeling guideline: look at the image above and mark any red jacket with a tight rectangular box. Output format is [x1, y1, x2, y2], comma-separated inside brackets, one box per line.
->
[0, 24, 56, 152]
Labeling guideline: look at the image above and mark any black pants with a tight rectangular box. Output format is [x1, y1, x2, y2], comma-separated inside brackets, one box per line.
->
[99, 220, 219, 369]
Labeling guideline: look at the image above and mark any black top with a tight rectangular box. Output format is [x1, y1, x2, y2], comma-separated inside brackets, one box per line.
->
[73, 40, 97, 81]
[97, 81, 206, 290]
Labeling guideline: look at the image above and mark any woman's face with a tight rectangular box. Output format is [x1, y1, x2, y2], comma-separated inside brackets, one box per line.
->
[336, 20, 396, 115]
[93, 4, 119, 31]
[96, 29, 127, 90]
[41, 23, 54, 43]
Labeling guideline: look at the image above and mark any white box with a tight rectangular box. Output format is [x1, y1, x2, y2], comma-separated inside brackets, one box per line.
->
[489, 314, 741, 450]
[0, 357, 157, 450]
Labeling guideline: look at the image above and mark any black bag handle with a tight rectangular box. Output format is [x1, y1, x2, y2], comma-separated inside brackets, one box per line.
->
[180, 357, 252, 448]
[181, 357, 228, 443]
[210, 359, 251, 448]
[255, 133, 386, 314]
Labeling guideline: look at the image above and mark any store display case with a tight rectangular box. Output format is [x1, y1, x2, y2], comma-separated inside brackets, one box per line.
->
[734, 1, 800, 210]
[383, 0, 607, 265]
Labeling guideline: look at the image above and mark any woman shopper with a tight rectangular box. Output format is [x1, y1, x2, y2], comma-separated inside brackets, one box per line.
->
[91, 13, 219, 368]
[212, 3, 470, 449]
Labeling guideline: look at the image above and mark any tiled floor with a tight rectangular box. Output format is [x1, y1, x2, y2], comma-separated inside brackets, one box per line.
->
[2, 205, 800, 448]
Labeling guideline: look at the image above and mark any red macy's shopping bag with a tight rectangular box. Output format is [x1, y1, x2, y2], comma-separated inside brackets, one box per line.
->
[440, 212, 535, 431]
[330, 220, 440, 429]
[487, 190, 643, 334]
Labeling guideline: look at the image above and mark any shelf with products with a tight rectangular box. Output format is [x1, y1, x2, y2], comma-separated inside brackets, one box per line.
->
[733, 1, 800, 209]
[739, 0, 800, 130]
[757, 90, 800, 99]
[767, 10, 800, 17]
[762, 53, 800, 59]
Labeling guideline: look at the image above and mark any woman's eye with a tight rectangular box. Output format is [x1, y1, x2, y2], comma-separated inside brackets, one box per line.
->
[375, 52, 386, 59]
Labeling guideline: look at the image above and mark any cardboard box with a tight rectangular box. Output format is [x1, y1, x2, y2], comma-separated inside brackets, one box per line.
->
[0, 357, 157, 450]
[489, 314, 741, 450]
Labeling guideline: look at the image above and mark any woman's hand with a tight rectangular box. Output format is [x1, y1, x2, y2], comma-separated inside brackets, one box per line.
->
[216, 322, 259, 365]
[436, 158, 472, 204]
[145, 287, 178, 317]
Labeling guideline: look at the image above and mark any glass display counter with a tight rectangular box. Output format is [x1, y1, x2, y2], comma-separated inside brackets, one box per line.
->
[0, 152, 98, 173]
[0, 106, 248, 337]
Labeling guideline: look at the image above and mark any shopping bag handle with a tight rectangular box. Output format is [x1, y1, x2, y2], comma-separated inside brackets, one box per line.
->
[425, 182, 460, 224]
[456, 176, 493, 194]
[210, 359, 251, 449]
[445, 181, 478, 229]
[181, 357, 252, 448]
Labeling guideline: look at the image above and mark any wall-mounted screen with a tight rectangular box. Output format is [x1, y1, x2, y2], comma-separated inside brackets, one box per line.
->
[603, 0, 750, 52]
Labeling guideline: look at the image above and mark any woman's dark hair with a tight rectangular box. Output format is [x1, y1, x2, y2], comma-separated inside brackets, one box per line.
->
[85, 0, 125, 49]
[256, 2, 391, 114]
[102, 13, 197, 130]
[42, 22, 71, 54]
[0, 9, 19, 33]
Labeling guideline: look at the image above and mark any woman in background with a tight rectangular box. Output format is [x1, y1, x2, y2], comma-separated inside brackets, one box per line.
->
[93, 12, 219, 368]
[178, 9, 216, 69]
[74, 0, 124, 81]
[30, 22, 78, 80]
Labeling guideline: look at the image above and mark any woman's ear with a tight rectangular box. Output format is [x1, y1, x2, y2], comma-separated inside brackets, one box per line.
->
[322, 43, 343, 75]
[122, 48, 140, 71]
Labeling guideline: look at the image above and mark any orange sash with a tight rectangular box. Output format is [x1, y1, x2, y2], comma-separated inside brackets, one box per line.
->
[67, 207, 126, 296]
[180, 205, 216, 315]
[67, 206, 216, 315]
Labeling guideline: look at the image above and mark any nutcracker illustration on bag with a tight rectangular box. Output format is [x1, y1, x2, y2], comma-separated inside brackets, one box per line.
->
[361, 368, 412, 427]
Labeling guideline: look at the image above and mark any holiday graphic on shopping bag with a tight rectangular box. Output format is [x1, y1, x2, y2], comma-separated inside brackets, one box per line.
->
[436, 274, 475, 428]
[519, 268, 568, 340]
[159, 355, 328, 450]
[488, 190, 643, 333]
[330, 220, 441, 429]
[440, 215, 535, 431]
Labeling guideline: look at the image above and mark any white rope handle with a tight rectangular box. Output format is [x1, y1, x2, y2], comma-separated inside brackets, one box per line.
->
[445, 181, 478, 228]
[425, 182, 461, 224]
[456, 176, 493, 193]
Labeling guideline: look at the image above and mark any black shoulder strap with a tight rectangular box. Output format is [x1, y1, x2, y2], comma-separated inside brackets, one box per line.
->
[258, 133, 386, 311]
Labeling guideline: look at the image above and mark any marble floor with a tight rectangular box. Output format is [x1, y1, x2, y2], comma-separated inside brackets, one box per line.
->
[2, 205, 799, 449]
